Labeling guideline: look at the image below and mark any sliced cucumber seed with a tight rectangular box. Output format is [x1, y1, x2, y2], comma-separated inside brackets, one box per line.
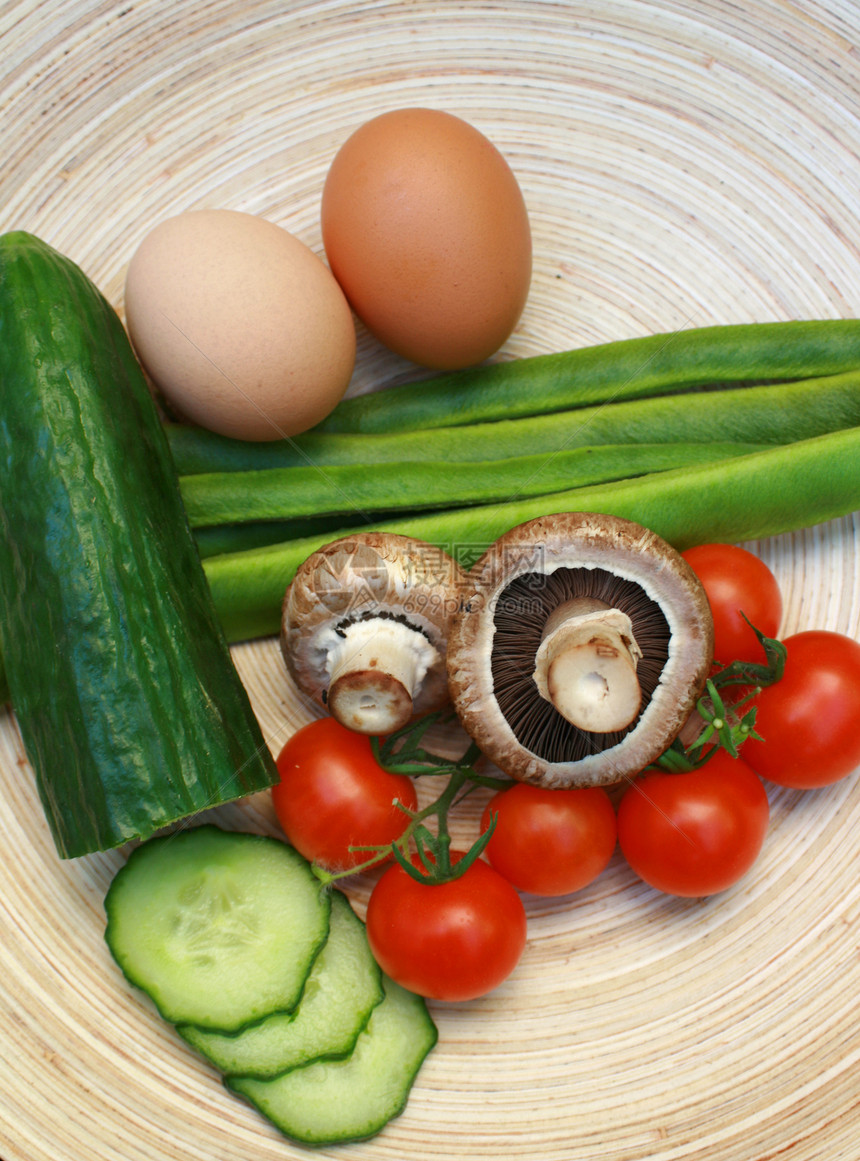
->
[178, 889, 385, 1078]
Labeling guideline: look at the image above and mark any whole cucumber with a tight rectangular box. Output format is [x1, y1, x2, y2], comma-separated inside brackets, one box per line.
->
[0, 233, 278, 858]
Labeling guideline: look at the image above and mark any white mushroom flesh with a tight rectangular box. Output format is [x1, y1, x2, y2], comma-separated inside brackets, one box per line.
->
[322, 619, 440, 734]
[533, 599, 644, 733]
[282, 532, 465, 728]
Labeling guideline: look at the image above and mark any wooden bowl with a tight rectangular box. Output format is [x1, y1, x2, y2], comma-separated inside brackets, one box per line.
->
[2, 3, 860, 1159]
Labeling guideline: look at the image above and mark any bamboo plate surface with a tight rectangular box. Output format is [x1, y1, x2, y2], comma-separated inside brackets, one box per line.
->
[3, 2, 860, 1159]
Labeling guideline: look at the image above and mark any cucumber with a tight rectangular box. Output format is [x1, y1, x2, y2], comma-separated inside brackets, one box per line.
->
[228, 974, 438, 1146]
[177, 888, 384, 1076]
[104, 826, 330, 1031]
[104, 826, 437, 1144]
[0, 232, 278, 858]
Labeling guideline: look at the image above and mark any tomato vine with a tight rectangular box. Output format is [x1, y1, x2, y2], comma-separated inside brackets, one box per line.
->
[310, 714, 511, 886]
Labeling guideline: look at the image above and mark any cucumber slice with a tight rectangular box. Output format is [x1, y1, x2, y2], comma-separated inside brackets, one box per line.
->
[228, 975, 438, 1146]
[177, 889, 384, 1077]
[104, 826, 330, 1031]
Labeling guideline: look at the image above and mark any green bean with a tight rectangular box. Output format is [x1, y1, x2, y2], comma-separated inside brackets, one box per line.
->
[168, 370, 860, 475]
[202, 426, 860, 643]
[315, 320, 860, 434]
[1, 428, 855, 703]
[193, 515, 360, 558]
[180, 442, 768, 529]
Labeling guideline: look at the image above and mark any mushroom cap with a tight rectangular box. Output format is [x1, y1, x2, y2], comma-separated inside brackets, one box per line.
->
[282, 531, 465, 717]
[446, 512, 714, 788]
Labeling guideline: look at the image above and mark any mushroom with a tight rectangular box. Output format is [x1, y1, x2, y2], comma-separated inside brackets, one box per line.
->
[281, 532, 465, 734]
[446, 512, 714, 788]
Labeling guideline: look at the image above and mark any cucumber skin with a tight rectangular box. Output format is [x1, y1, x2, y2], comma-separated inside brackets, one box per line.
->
[0, 233, 278, 858]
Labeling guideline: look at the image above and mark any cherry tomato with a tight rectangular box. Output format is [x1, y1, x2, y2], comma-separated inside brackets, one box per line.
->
[740, 630, 860, 789]
[366, 854, 528, 1001]
[480, 784, 617, 896]
[682, 543, 782, 665]
[272, 717, 417, 870]
[616, 750, 769, 897]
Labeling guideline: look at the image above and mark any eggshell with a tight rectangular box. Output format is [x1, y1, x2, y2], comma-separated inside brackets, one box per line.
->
[124, 209, 356, 440]
[321, 107, 532, 370]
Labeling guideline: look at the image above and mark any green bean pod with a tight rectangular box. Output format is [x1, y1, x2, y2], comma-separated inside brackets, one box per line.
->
[1, 429, 856, 701]
[180, 441, 767, 528]
[193, 515, 358, 559]
[315, 319, 860, 433]
[202, 426, 860, 643]
[168, 370, 860, 475]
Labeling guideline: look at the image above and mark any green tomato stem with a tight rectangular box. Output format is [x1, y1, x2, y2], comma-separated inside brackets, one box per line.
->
[311, 715, 511, 887]
[655, 626, 783, 774]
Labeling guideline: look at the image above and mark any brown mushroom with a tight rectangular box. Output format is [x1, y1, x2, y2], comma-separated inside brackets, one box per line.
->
[446, 512, 714, 788]
[281, 531, 465, 734]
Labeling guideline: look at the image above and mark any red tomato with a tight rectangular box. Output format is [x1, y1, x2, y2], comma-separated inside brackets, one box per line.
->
[682, 543, 782, 665]
[272, 717, 417, 870]
[480, 784, 617, 897]
[616, 750, 769, 897]
[740, 630, 860, 789]
[366, 854, 528, 1001]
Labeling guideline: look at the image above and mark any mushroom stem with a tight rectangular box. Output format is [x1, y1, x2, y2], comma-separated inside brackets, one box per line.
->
[533, 597, 644, 733]
[326, 618, 440, 735]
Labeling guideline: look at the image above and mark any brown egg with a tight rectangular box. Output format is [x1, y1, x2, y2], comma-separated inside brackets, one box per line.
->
[124, 209, 356, 441]
[321, 107, 532, 370]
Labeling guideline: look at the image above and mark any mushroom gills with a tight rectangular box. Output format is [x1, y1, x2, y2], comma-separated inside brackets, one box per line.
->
[325, 616, 440, 735]
[491, 566, 671, 765]
[533, 598, 644, 733]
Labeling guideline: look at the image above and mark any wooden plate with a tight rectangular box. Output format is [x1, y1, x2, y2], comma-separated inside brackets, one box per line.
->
[2, 2, 860, 1158]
